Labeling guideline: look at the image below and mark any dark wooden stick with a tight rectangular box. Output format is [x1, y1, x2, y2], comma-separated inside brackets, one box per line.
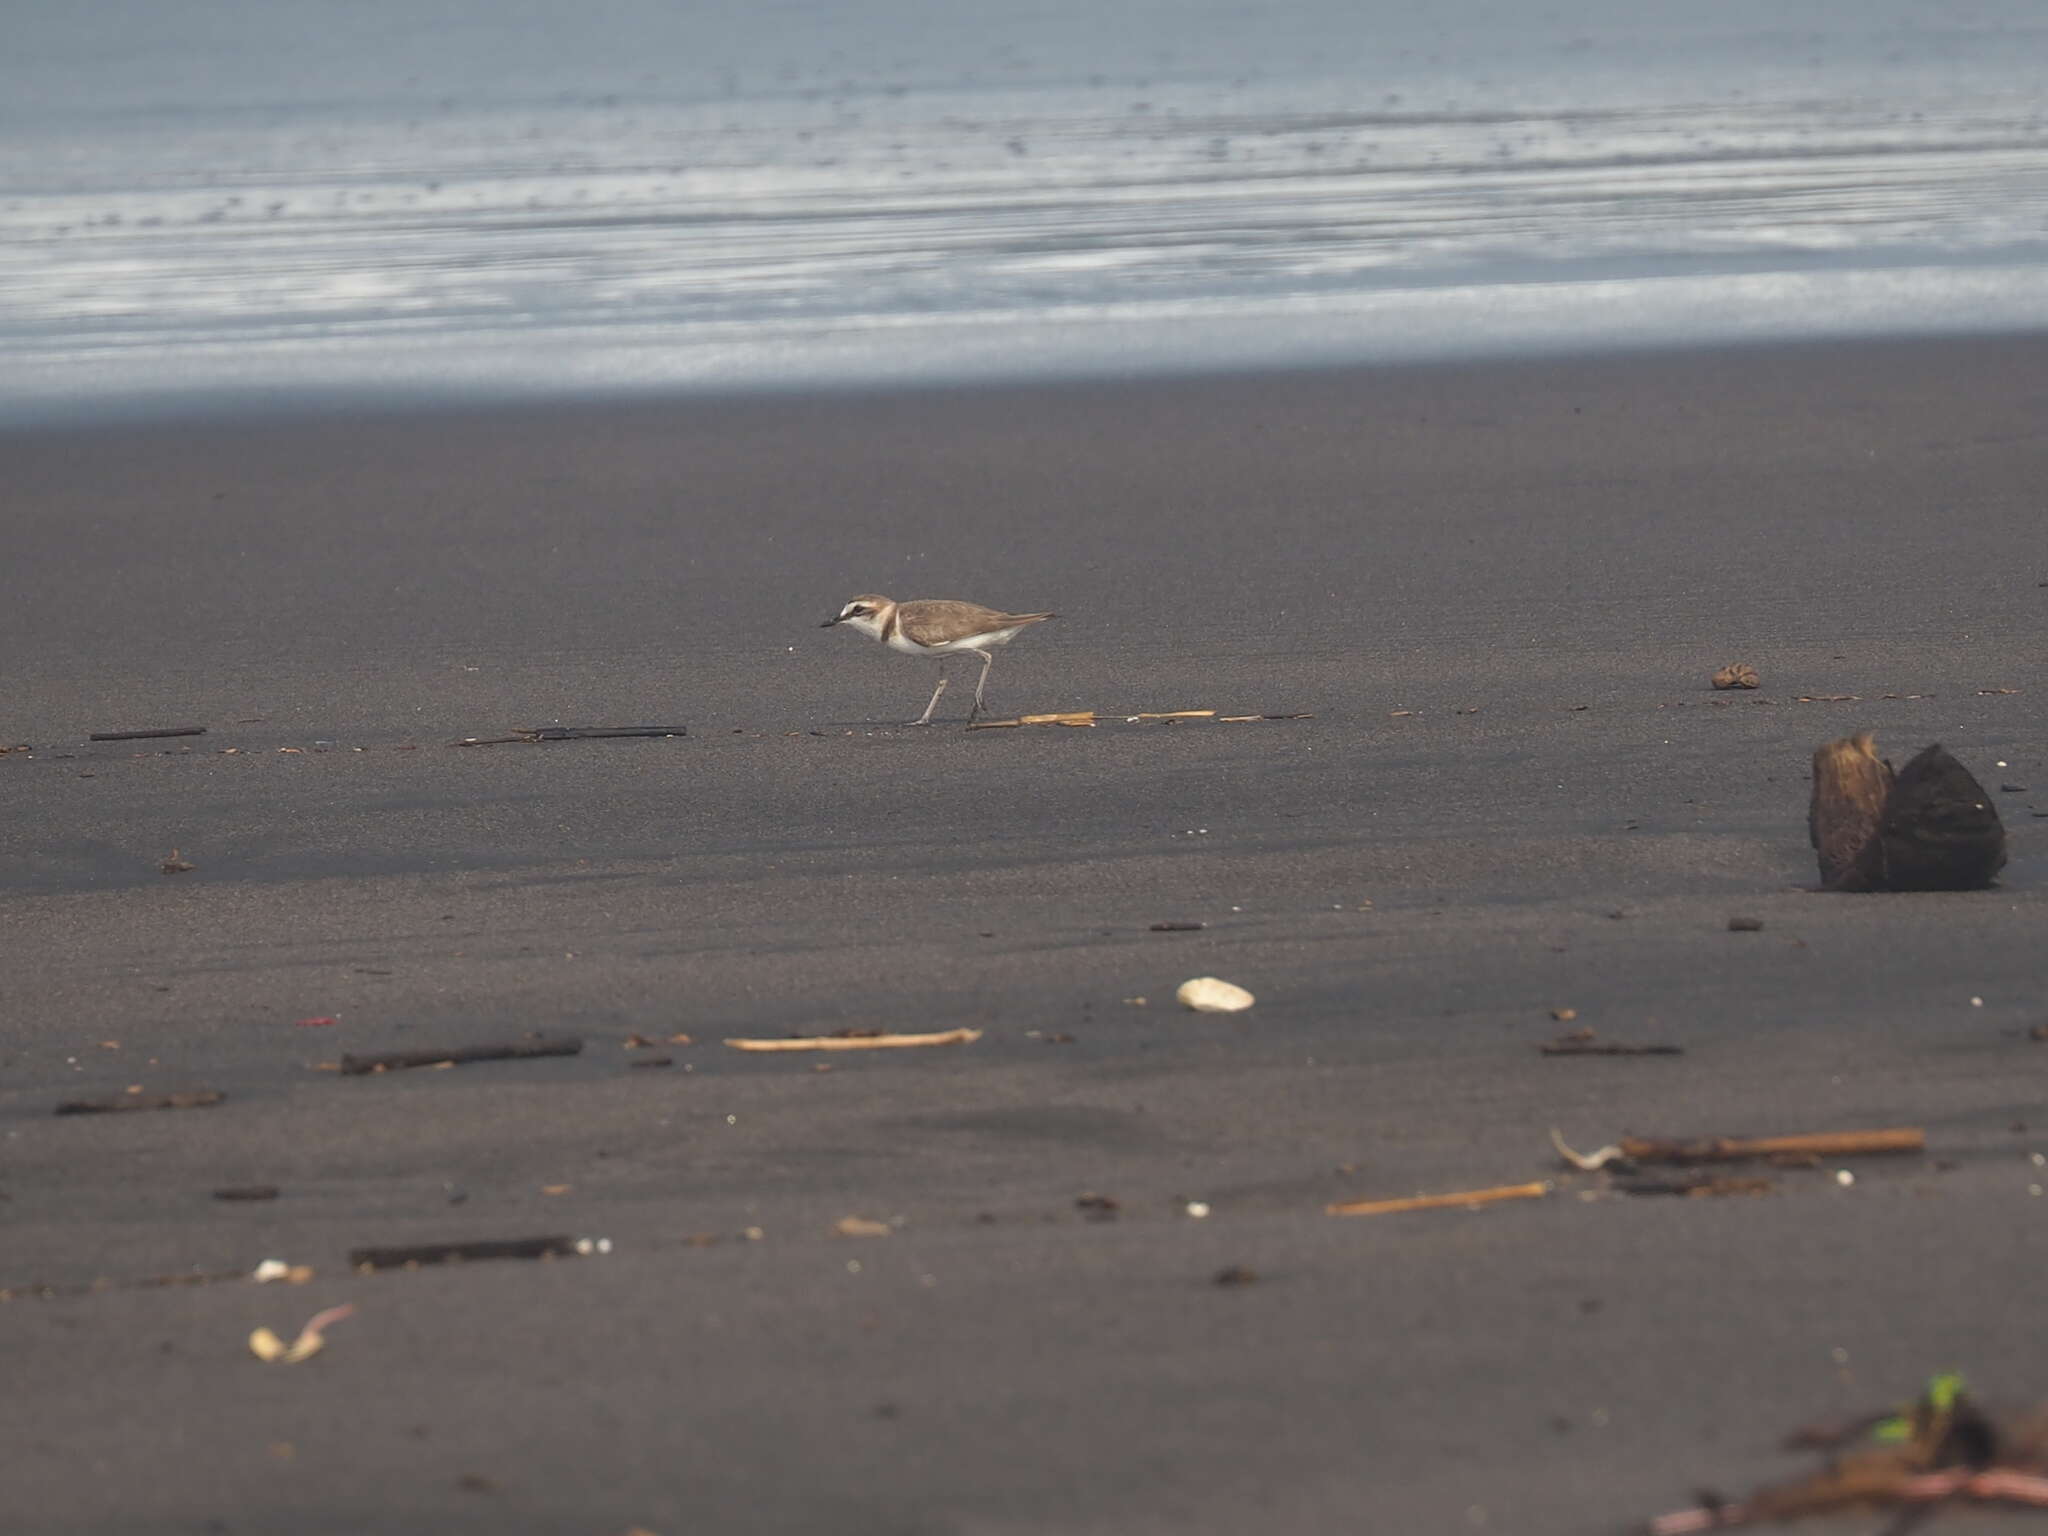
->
[521, 725, 687, 740]
[455, 726, 687, 745]
[1540, 1040, 1684, 1056]
[55, 1089, 224, 1115]
[212, 1185, 281, 1201]
[89, 727, 208, 741]
[338, 1037, 582, 1075]
[349, 1236, 580, 1270]
[1619, 1126, 1924, 1164]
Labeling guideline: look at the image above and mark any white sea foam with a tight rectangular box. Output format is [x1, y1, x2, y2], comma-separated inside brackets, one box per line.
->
[2, 2, 2044, 419]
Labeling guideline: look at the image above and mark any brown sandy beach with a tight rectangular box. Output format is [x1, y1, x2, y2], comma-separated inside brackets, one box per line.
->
[2, 334, 2045, 1534]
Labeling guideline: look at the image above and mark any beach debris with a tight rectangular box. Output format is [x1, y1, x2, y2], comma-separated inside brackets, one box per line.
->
[834, 1217, 892, 1238]
[1075, 1193, 1120, 1221]
[1553, 1125, 1923, 1172]
[967, 711, 1096, 729]
[628, 1055, 673, 1069]
[1810, 735, 2006, 891]
[1540, 1028, 1682, 1057]
[1616, 1173, 1775, 1198]
[1326, 1180, 1549, 1218]
[2, 1257, 311, 1304]
[1645, 1374, 2048, 1533]
[1549, 1007, 1578, 1022]
[337, 1037, 583, 1074]
[160, 849, 196, 874]
[1726, 915, 1764, 931]
[91, 727, 207, 741]
[213, 1185, 281, 1202]
[349, 1235, 609, 1271]
[723, 1027, 981, 1052]
[1149, 921, 1205, 932]
[1212, 1266, 1259, 1287]
[55, 1089, 223, 1115]
[1711, 663, 1760, 690]
[1129, 710, 1215, 721]
[1177, 977, 1255, 1013]
[295, 1015, 338, 1028]
[248, 1303, 356, 1364]
[452, 725, 687, 746]
[2029, 1025, 2048, 1043]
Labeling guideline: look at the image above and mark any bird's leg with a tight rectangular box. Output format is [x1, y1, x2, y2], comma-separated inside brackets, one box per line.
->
[907, 670, 949, 727]
[967, 649, 996, 723]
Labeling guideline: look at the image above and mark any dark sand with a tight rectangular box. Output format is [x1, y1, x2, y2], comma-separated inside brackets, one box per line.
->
[3, 335, 2045, 1535]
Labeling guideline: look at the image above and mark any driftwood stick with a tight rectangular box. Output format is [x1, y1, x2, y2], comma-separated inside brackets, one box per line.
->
[1618, 1127, 1924, 1165]
[1326, 1180, 1549, 1218]
[1540, 1040, 1684, 1057]
[349, 1236, 581, 1270]
[338, 1038, 583, 1075]
[724, 1027, 982, 1052]
[55, 1089, 224, 1115]
[89, 727, 207, 741]
[453, 725, 687, 746]
[520, 725, 687, 740]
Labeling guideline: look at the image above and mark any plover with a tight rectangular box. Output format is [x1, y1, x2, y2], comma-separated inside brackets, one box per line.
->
[821, 594, 1056, 725]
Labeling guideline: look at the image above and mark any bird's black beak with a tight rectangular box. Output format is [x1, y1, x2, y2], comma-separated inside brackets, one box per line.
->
[820, 613, 843, 627]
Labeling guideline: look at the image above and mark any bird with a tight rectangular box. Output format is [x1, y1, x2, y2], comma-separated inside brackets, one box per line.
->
[820, 594, 1057, 726]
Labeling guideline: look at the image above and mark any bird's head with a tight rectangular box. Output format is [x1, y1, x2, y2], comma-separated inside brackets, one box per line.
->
[821, 595, 892, 633]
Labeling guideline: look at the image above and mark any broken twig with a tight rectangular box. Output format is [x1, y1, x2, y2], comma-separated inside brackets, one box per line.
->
[1541, 1028, 1683, 1057]
[338, 1038, 583, 1074]
[348, 1236, 592, 1270]
[453, 725, 687, 746]
[723, 1027, 982, 1052]
[1618, 1174, 1775, 1198]
[1619, 1126, 1924, 1165]
[1326, 1180, 1549, 1218]
[90, 727, 206, 741]
[56, 1089, 224, 1116]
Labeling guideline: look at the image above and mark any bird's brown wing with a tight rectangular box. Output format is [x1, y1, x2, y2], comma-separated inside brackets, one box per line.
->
[895, 601, 1054, 646]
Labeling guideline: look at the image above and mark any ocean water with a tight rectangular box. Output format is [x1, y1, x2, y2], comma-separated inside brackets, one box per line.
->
[4, 0, 2046, 420]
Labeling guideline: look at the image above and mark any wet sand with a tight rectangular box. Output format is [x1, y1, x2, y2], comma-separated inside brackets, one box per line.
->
[3, 335, 2045, 1534]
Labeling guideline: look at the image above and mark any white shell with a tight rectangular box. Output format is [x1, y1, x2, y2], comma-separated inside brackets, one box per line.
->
[1177, 976, 1255, 1013]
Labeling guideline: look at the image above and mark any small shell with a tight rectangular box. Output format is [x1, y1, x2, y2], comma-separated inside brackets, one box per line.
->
[1710, 663, 1760, 690]
[247, 1327, 289, 1363]
[1176, 977, 1255, 1013]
